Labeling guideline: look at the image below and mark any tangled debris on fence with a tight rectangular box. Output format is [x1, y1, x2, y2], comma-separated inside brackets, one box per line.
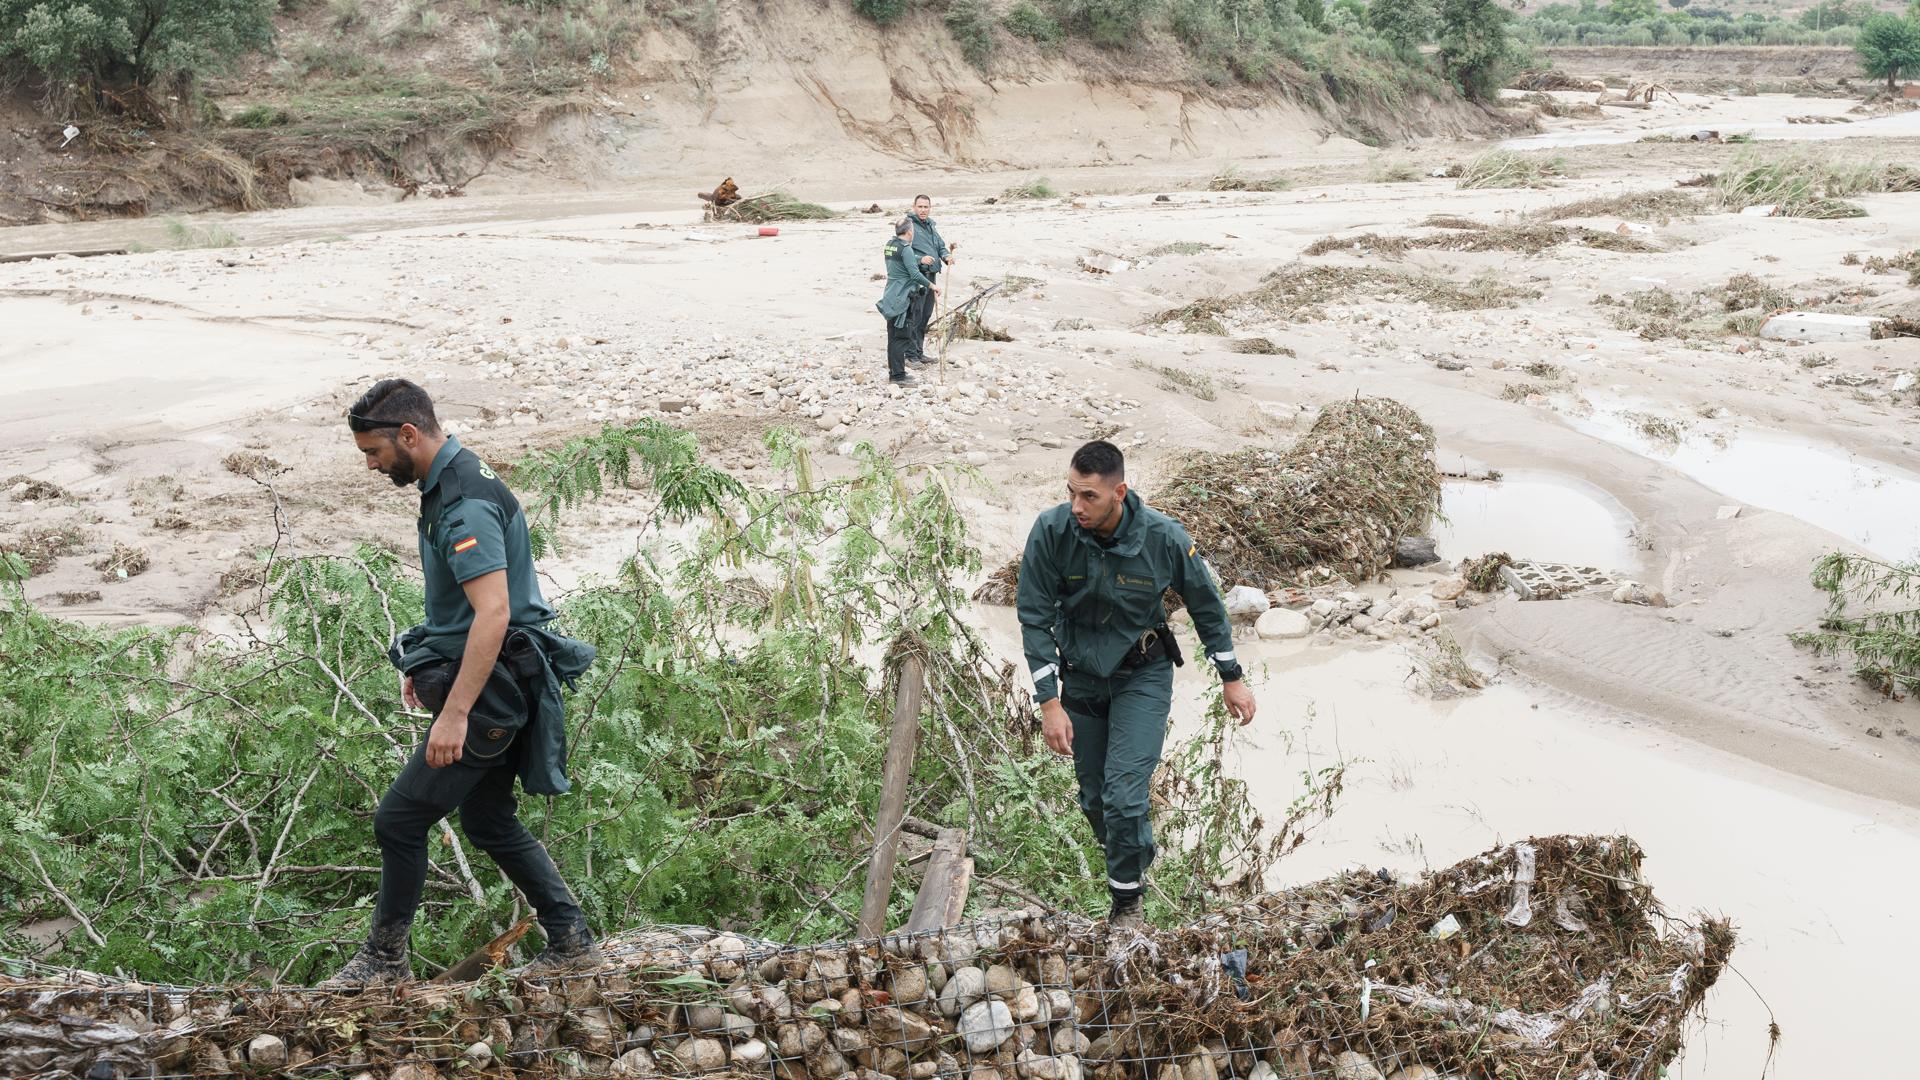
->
[0, 836, 1728, 1080]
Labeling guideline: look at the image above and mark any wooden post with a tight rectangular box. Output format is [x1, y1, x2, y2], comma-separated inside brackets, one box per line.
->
[857, 655, 926, 938]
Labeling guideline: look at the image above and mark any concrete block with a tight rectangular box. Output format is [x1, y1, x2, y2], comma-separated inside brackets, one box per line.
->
[1499, 561, 1616, 601]
[1760, 312, 1877, 343]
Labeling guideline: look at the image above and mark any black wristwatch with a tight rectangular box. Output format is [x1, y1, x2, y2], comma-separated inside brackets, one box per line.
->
[1216, 661, 1245, 683]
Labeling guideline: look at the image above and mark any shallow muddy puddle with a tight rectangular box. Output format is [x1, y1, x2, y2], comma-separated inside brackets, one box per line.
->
[1562, 400, 1920, 560]
[1430, 471, 1638, 571]
[1228, 649, 1919, 1078]
[1501, 107, 1920, 150]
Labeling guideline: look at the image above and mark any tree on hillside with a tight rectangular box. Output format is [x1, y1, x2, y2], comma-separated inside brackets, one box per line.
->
[1856, 12, 1920, 90]
[1437, 0, 1519, 101]
[1368, 0, 1438, 55]
[1606, 0, 1658, 23]
[0, 0, 274, 98]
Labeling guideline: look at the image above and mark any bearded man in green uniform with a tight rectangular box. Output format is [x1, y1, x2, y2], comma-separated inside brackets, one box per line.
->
[1016, 440, 1257, 929]
[326, 378, 599, 985]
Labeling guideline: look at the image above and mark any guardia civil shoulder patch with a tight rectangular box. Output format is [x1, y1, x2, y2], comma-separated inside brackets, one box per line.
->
[453, 537, 479, 553]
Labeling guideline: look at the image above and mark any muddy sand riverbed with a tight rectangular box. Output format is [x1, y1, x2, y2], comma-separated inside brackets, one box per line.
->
[3, 90, 1917, 1075]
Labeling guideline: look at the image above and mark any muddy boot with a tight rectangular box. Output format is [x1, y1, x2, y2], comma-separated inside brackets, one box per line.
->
[1107, 887, 1145, 932]
[518, 921, 606, 974]
[319, 925, 412, 987]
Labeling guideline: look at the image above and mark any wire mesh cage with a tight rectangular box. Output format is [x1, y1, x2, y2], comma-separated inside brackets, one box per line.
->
[0, 835, 1730, 1080]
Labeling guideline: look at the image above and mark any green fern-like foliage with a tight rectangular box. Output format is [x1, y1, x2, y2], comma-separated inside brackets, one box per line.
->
[0, 424, 1320, 982]
[1793, 552, 1920, 696]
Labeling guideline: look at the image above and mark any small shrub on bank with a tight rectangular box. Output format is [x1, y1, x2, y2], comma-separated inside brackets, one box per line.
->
[1004, 0, 1066, 42]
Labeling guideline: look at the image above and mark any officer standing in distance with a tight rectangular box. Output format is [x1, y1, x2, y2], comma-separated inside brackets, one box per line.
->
[1016, 440, 1256, 930]
[327, 378, 600, 985]
[878, 217, 937, 387]
[905, 194, 953, 364]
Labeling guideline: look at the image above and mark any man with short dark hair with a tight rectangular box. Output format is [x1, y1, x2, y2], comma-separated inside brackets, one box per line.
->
[878, 218, 937, 387]
[325, 378, 599, 985]
[1016, 441, 1256, 930]
[904, 194, 953, 364]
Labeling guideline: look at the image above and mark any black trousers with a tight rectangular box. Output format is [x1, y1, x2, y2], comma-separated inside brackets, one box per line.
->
[907, 280, 938, 359]
[886, 312, 915, 380]
[371, 735, 583, 943]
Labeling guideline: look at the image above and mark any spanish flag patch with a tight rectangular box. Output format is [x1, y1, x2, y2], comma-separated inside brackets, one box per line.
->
[452, 537, 479, 553]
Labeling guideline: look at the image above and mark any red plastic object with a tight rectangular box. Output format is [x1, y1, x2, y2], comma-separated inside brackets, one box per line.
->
[758, 226, 780, 237]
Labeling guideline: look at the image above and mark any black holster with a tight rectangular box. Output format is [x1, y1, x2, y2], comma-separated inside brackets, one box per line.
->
[1119, 624, 1184, 670]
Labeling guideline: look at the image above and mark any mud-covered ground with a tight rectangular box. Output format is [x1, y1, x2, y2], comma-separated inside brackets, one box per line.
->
[4, 89, 1918, 1075]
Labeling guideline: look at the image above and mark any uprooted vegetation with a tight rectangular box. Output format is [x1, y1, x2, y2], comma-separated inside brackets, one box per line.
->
[1455, 150, 1569, 190]
[0, 836, 1730, 1080]
[1153, 397, 1441, 587]
[1711, 150, 1920, 220]
[1596, 272, 1869, 340]
[0, 425, 1327, 985]
[1532, 189, 1706, 223]
[1795, 552, 1920, 697]
[1303, 223, 1657, 258]
[709, 191, 837, 222]
[1131, 361, 1220, 401]
[1154, 265, 1543, 333]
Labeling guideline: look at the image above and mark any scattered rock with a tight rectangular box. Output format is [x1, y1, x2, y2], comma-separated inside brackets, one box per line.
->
[1866, 727, 1884, 739]
[1053, 319, 1094, 331]
[1611, 582, 1667, 607]
[1715, 505, 1743, 520]
[1430, 578, 1466, 602]
[1225, 585, 1271, 618]
[939, 967, 987, 1017]
[1393, 536, 1440, 568]
[462, 1042, 495, 1069]
[1255, 608, 1311, 640]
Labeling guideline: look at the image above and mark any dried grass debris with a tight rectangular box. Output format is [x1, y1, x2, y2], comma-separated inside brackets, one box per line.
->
[1152, 265, 1540, 330]
[1460, 551, 1514, 591]
[1153, 397, 1440, 586]
[1532, 189, 1704, 224]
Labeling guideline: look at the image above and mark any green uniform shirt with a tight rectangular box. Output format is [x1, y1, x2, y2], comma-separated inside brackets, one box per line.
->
[877, 237, 933, 323]
[909, 214, 949, 280]
[1016, 489, 1238, 703]
[416, 435, 554, 648]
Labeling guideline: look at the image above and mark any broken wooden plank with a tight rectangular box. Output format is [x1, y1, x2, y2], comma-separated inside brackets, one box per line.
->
[432, 915, 536, 983]
[902, 827, 972, 934]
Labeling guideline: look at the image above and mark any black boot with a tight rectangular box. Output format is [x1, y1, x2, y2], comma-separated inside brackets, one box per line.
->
[319, 923, 412, 987]
[518, 921, 606, 974]
[1107, 887, 1144, 931]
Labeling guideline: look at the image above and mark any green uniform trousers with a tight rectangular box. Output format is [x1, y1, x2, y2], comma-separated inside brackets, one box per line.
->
[1061, 658, 1174, 890]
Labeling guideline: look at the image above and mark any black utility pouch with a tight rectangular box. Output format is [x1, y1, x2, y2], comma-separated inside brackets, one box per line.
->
[407, 657, 530, 765]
